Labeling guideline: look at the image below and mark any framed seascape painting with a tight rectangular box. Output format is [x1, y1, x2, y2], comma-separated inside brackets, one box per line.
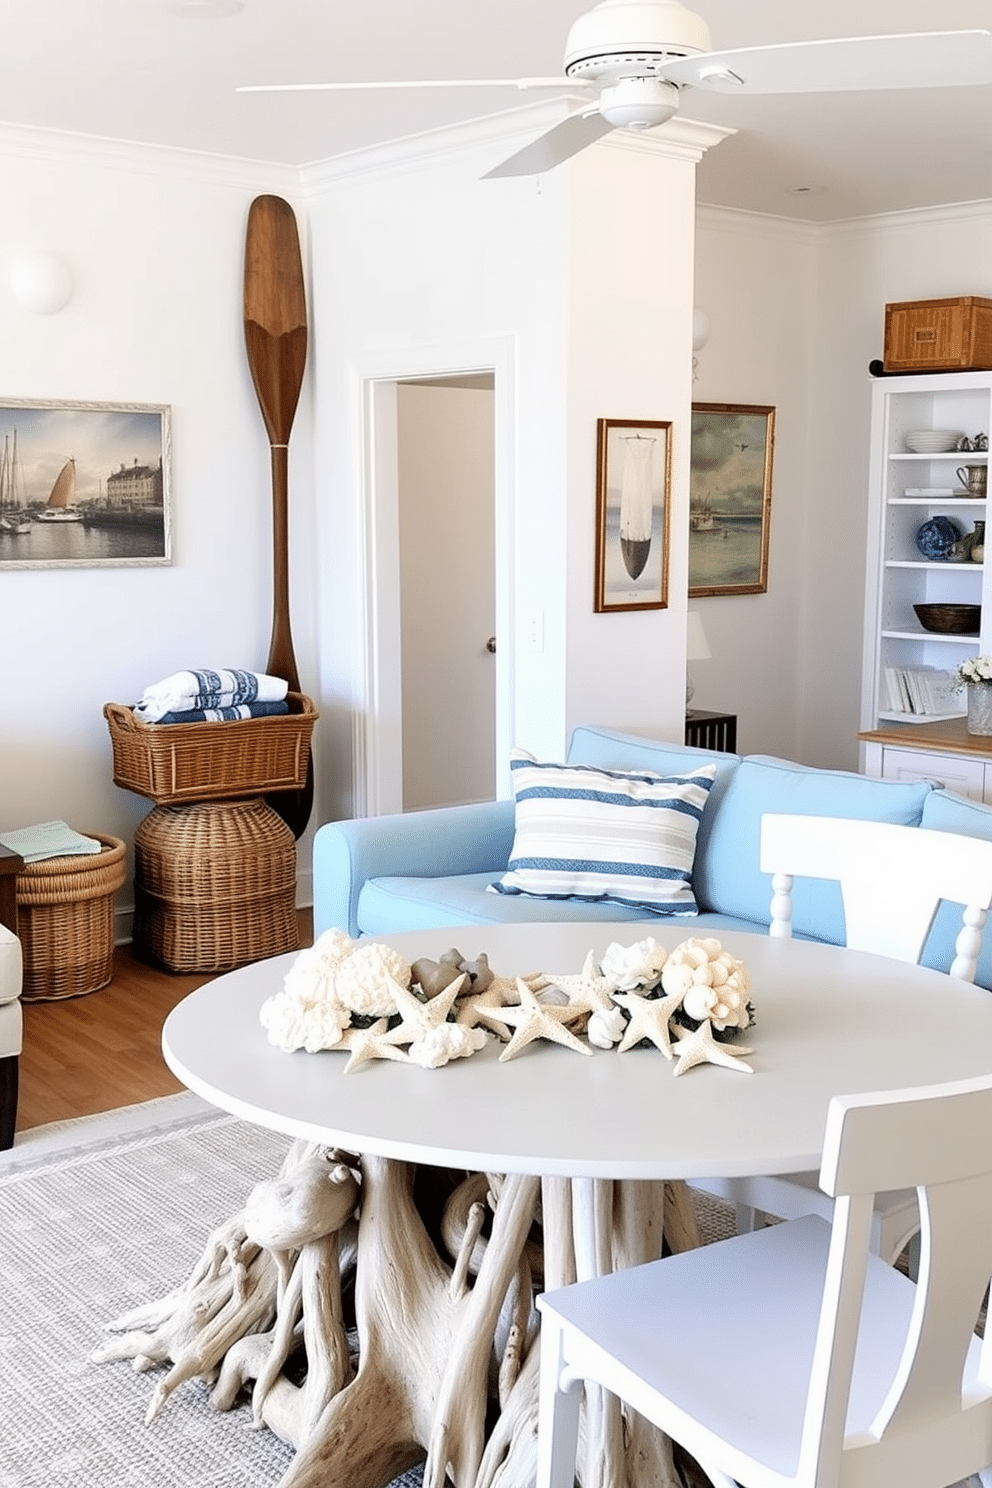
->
[0, 398, 172, 569]
[594, 417, 672, 612]
[689, 402, 775, 598]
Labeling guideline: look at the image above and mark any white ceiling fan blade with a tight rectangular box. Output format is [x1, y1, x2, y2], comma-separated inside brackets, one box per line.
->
[662, 29, 992, 95]
[483, 110, 615, 179]
[237, 77, 578, 95]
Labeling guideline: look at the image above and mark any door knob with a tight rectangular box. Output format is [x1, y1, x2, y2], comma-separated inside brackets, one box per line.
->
[486, 636, 496, 654]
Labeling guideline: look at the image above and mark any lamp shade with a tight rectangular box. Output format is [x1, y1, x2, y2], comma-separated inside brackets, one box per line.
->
[687, 609, 711, 662]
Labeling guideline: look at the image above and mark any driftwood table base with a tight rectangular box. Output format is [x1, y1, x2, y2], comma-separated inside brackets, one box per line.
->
[95, 1142, 701, 1488]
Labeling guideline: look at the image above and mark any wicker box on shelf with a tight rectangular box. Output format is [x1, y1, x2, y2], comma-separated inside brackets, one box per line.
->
[103, 693, 317, 805]
[132, 799, 299, 974]
[17, 834, 126, 1001]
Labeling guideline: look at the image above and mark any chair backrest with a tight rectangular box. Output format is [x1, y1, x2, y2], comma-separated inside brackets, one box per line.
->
[760, 813, 992, 978]
[802, 1074, 992, 1488]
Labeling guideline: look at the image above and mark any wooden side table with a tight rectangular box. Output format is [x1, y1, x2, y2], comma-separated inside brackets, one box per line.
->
[0, 845, 24, 934]
[685, 709, 737, 753]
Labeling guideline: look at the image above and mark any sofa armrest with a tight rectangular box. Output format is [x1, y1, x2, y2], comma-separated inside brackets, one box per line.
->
[312, 799, 517, 939]
[0, 846, 23, 934]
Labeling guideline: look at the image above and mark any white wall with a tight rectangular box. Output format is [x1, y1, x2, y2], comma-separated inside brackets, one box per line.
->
[0, 132, 316, 913]
[4, 113, 989, 934]
[692, 207, 817, 762]
[304, 114, 717, 818]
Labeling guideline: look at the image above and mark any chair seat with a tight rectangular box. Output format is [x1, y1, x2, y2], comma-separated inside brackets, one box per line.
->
[539, 1213, 980, 1487]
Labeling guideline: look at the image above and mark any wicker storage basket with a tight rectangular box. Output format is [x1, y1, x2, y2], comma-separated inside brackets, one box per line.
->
[133, 798, 299, 974]
[103, 693, 317, 805]
[17, 834, 126, 1001]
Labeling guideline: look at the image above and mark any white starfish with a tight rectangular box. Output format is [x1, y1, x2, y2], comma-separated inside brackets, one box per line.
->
[611, 988, 686, 1059]
[343, 973, 466, 1072]
[537, 950, 617, 1016]
[457, 971, 543, 1039]
[487, 978, 592, 1063]
[670, 1019, 754, 1078]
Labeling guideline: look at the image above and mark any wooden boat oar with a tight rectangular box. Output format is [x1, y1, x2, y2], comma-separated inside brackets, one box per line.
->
[243, 193, 313, 838]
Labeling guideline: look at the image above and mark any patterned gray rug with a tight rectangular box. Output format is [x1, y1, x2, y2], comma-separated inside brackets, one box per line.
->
[0, 1095, 424, 1488]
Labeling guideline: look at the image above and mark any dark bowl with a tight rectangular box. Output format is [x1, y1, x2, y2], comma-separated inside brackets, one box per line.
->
[913, 603, 982, 634]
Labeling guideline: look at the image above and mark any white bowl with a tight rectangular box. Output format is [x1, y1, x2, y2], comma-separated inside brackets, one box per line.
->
[905, 430, 963, 454]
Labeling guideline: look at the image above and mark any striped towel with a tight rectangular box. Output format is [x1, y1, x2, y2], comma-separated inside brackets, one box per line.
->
[152, 700, 290, 725]
[134, 668, 288, 722]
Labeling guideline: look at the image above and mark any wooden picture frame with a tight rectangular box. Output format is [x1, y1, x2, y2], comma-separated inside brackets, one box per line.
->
[0, 398, 171, 569]
[689, 402, 775, 597]
[594, 417, 672, 612]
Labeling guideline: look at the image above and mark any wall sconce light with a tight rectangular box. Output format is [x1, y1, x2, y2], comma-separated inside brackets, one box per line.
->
[686, 608, 711, 706]
[10, 252, 73, 314]
[692, 306, 710, 382]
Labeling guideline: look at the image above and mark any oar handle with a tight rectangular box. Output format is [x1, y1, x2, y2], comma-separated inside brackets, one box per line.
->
[266, 442, 301, 692]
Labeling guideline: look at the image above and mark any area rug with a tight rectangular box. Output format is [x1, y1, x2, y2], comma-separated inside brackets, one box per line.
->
[0, 1094, 424, 1488]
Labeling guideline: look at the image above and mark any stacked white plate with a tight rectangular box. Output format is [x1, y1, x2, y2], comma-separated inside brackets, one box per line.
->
[904, 430, 963, 454]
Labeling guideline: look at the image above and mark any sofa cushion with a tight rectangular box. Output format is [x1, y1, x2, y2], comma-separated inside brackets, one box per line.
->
[701, 755, 934, 943]
[489, 750, 716, 916]
[0, 924, 21, 1009]
[919, 791, 992, 990]
[357, 872, 658, 934]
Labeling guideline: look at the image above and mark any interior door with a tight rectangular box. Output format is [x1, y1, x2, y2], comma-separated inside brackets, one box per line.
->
[396, 377, 496, 810]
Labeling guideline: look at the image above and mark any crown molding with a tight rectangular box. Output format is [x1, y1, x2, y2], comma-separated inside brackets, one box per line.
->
[695, 201, 819, 243]
[0, 119, 297, 191]
[822, 197, 992, 237]
[697, 195, 992, 237]
[299, 100, 734, 194]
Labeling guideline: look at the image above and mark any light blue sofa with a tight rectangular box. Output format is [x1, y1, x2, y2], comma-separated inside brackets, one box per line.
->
[312, 724, 992, 991]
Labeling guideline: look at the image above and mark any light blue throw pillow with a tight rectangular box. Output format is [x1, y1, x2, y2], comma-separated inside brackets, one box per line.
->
[489, 749, 717, 915]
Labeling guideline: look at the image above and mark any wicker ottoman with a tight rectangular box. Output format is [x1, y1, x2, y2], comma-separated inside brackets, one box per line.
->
[17, 834, 126, 1001]
[133, 798, 299, 974]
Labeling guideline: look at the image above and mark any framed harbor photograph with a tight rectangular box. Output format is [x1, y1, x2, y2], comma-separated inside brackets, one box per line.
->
[0, 398, 171, 569]
[689, 402, 775, 598]
[594, 417, 672, 612]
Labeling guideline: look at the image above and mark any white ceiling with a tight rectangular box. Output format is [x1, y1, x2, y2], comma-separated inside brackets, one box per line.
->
[3, 0, 992, 221]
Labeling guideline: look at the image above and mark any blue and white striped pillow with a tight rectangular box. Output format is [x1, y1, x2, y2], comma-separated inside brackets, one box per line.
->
[490, 750, 717, 915]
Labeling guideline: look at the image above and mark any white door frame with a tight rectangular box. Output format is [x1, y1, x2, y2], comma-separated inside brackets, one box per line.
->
[355, 338, 516, 818]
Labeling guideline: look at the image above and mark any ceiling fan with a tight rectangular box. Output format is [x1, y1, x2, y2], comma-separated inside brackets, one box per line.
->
[238, 0, 992, 178]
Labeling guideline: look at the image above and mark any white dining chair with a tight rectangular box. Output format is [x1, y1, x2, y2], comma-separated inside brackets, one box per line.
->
[694, 812, 992, 1269]
[536, 1072, 992, 1488]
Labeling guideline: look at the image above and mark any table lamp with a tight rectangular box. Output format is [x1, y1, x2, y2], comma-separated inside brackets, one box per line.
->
[686, 610, 711, 707]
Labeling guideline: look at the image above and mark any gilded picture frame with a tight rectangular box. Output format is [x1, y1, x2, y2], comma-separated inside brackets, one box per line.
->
[0, 397, 172, 569]
[594, 417, 672, 612]
[689, 402, 775, 598]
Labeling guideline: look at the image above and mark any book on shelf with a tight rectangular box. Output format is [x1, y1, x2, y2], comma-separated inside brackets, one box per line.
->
[882, 665, 962, 717]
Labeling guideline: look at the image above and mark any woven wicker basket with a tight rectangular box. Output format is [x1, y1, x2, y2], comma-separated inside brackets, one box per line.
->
[17, 834, 126, 1001]
[133, 799, 299, 974]
[103, 693, 317, 805]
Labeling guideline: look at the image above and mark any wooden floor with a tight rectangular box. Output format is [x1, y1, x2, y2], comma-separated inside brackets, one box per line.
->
[15, 910, 312, 1133]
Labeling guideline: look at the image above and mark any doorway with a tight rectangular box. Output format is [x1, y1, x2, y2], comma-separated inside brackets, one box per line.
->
[396, 376, 496, 810]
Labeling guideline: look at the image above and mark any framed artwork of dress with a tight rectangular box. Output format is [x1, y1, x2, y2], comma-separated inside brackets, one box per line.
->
[594, 417, 672, 612]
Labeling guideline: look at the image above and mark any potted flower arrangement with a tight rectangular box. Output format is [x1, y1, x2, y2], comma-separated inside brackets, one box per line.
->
[955, 655, 992, 736]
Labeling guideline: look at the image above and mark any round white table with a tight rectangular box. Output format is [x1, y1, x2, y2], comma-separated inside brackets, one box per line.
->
[152, 921, 992, 1488]
[164, 921, 992, 1182]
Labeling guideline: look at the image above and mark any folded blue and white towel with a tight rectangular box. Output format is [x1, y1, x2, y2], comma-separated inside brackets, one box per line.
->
[152, 700, 290, 725]
[134, 668, 288, 723]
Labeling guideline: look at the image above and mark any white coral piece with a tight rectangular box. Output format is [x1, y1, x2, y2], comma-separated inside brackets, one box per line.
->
[662, 937, 751, 1032]
[600, 937, 668, 991]
[259, 990, 349, 1052]
[587, 1006, 626, 1049]
[334, 943, 413, 1017]
[407, 1022, 488, 1069]
[280, 929, 356, 1006]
